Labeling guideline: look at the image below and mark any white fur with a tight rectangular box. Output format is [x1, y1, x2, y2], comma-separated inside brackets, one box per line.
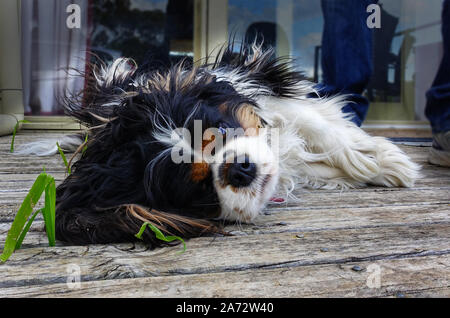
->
[252, 91, 421, 194]
[212, 134, 279, 222]
[209, 85, 421, 222]
[94, 58, 137, 88]
[13, 135, 82, 156]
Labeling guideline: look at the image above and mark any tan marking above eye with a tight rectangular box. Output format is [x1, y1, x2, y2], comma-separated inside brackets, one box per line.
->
[218, 103, 228, 114]
[236, 104, 263, 136]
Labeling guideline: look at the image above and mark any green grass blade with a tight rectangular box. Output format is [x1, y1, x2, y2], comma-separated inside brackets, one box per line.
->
[82, 133, 88, 155]
[135, 222, 186, 253]
[0, 173, 51, 263]
[56, 142, 71, 175]
[10, 120, 31, 153]
[15, 209, 43, 251]
[43, 177, 56, 246]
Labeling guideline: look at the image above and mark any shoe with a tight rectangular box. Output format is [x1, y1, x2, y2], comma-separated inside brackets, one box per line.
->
[429, 131, 450, 167]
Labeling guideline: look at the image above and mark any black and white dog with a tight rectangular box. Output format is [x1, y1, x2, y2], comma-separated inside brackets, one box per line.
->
[19, 43, 421, 246]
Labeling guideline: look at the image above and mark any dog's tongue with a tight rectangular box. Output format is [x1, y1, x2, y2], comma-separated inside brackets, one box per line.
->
[270, 197, 285, 203]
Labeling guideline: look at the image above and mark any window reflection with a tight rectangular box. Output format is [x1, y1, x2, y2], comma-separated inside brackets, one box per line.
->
[89, 0, 194, 68]
[228, 0, 444, 122]
[22, 0, 194, 116]
[21, 0, 444, 122]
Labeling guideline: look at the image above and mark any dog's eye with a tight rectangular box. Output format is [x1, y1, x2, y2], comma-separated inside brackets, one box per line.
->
[218, 122, 229, 135]
[218, 126, 227, 135]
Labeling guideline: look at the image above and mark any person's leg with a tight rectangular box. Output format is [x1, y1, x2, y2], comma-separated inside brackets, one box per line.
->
[319, 0, 378, 126]
[426, 0, 450, 166]
[426, 0, 450, 133]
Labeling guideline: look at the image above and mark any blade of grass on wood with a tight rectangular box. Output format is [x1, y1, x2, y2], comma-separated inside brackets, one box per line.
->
[82, 133, 88, 155]
[56, 142, 71, 175]
[0, 173, 51, 263]
[135, 222, 186, 253]
[42, 177, 56, 246]
[10, 120, 31, 153]
[15, 209, 43, 250]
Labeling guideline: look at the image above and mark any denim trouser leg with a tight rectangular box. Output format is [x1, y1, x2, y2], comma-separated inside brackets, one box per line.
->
[319, 0, 378, 126]
[426, 0, 450, 134]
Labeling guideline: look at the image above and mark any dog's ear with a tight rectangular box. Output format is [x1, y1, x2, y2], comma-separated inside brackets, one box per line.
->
[55, 140, 223, 246]
[64, 58, 138, 128]
[55, 171, 224, 245]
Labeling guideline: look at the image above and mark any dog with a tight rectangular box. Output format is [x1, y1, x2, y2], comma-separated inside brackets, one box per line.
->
[19, 42, 421, 246]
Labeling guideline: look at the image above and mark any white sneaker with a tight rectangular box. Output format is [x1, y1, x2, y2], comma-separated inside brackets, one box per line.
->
[429, 131, 450, 167]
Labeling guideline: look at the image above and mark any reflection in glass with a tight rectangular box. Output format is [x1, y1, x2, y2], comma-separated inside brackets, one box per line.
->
[21, 0, 194, 116]
[228, 0, 444, 122]
[89, 0, 194, 68]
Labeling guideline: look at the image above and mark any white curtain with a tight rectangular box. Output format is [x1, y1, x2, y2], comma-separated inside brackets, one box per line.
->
[21, 0, 89, 115]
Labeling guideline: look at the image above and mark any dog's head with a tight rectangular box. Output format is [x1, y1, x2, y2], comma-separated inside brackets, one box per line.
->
[58, 44, 304, 244]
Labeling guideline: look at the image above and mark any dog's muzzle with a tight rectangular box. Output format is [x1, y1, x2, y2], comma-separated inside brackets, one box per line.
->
[212, 135, 279, 222]
[221, 155, 257, 188]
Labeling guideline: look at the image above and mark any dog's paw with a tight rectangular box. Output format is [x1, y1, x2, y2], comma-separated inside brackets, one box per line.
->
[370, 137, 421, 188]
[335, 147, 380, 183]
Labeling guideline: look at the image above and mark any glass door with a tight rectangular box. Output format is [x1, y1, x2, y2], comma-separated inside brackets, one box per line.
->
[210, 0, 445, 125]
[21, 0, 197, 123]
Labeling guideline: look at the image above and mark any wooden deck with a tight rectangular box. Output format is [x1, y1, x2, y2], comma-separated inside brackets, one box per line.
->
[0, 131, 449, 298]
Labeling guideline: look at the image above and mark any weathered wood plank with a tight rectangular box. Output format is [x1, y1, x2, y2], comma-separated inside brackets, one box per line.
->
[1, 188, 448, 213]
[0, 131, 448, 298]
[0, 136, 74, 154]
[0, 160, 67, 173]
[236, 204, 450, 234]
[269, 188, 450, 210]
[2, 204, 449, 248]
[1, 254, 448, 298]
[0, 165, 447, 189]
[0, 223, 449, 289]
[1, 186, 448, 225]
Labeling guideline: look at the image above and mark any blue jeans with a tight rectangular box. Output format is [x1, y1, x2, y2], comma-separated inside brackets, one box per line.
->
[318, 0, 378, 126]
[426, 0, 450, 134]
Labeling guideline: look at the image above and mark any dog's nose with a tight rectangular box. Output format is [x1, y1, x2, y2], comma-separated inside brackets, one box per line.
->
[227, 156, 257, 188]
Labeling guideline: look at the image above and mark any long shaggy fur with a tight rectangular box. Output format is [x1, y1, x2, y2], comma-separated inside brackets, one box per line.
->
[18, 41, 421, 247]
